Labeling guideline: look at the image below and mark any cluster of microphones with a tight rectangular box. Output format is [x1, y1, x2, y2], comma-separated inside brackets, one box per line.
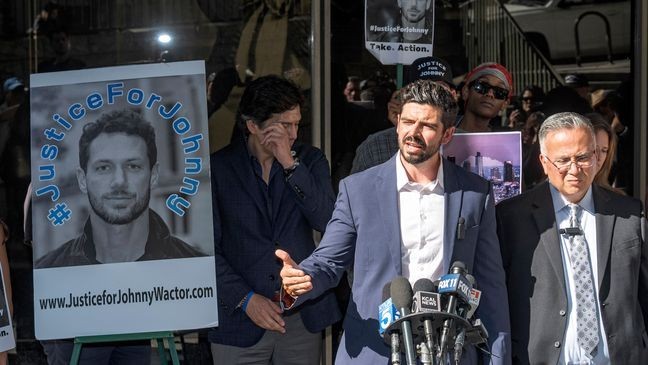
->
[379, 261, 489, 365]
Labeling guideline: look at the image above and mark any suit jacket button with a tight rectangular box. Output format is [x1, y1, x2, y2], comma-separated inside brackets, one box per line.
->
[559, 309, 566, 316]
[269, 274, 276, 281]
[554, 341, 560, 348]
[274, 241, 280, 247]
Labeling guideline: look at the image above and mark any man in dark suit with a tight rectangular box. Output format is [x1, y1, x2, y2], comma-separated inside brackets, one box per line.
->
[209, 75, 341, 364]
[278, 79, 511, 364]
[496, 112, 648, 364]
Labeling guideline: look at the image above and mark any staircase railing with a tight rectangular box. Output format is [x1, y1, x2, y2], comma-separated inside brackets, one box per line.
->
[459, 0, 563, 96]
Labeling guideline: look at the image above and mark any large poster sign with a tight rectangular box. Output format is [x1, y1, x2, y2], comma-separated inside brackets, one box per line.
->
[30, 61, 218, 340]
[443, 132, 522, 204]
[365, 0, 435, 65]
[0, 265, 15, 352]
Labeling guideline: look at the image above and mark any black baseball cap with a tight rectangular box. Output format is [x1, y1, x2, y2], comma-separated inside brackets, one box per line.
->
[409, 56, 454, 88]
[564, 74, 589, 88]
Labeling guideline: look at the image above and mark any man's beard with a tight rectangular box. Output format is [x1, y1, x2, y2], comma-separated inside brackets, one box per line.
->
[400, 135, 436, 165]
[87, 189, 150, 225]
[402, 9, 425, 23]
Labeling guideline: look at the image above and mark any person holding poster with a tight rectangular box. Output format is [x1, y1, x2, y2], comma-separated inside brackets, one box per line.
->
[457, 63, 514, 133]
[209, 75, 341, 364]
[35, 109, 205, 269]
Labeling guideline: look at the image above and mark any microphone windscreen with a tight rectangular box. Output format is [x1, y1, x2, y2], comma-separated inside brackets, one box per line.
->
[412, 278, 436, 293]
[450, 261, 467, 275]
[391, 276, 413, 310]
[382, 282, 391, 302]
[465, 274, 476, 287]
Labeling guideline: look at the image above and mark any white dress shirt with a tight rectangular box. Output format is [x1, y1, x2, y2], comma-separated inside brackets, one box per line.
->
[396, 155, 445, 284]
[550, 186, 610, 365]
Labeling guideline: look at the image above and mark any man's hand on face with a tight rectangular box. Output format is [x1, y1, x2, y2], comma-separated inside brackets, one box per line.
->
[261, 123, 294, 168]
[245, 294, 286, 333]
[276, 249, 313, 297]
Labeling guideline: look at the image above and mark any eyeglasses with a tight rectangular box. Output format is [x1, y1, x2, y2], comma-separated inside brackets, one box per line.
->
[543, 151, 596, 173]
[470, 80, 510, 100]
[521, 97, 534, 102]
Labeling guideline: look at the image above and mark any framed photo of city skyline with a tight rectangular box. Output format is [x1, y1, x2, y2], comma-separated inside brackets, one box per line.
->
[442, 131, 522, 204]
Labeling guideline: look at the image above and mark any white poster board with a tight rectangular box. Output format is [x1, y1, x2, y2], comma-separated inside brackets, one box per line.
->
[30, 61, 218, 340]
[365, 0, 435, 65]
[0, 265, 15, 352]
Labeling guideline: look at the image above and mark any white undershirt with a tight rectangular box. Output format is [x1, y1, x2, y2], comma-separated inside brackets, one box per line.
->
[396, 155, 445, 285]
[550, 186, 610, 365]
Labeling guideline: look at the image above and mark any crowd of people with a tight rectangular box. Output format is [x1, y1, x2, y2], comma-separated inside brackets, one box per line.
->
[0, 7, 645, 365]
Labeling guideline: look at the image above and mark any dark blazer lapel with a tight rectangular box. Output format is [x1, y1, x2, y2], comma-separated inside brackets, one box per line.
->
[592, 185, 614, 291]
[228, 138, 271, 222]
[533, 182, 567, 296]
[376, 155, 402, 275]
[443, 159, 461, 272]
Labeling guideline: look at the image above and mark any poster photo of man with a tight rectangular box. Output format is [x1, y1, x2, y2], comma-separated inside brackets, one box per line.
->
[365, 0, 435, 64]
[30, 61, 218, 340]
[35, 109, 205, 269]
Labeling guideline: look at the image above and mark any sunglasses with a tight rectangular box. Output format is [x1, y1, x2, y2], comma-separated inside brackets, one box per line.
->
[470, 80, 510, 100]
[521, 97, 534, 102]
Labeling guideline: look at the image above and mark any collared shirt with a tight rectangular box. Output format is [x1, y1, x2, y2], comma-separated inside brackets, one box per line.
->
[550, 186, 610, 365]
[396, 154, 445, 284]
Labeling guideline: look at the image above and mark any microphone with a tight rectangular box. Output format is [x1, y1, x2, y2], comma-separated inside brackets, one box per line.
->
[437, 261, 472, 363]
[466, 276, 482, 319]
[457, 217, 466, 240]
[391, 276, 417, 365]
[412, 278, 440, 358]
[465, 318, 489, 345]
[379, 283, 401, 364]
[454, 274, 476, 364]
[559, 227, 582, 236]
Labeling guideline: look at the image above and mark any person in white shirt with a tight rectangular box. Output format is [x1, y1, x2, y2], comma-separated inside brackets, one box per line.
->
[277, 79, 511, 365]
[497, 112, 648, 364]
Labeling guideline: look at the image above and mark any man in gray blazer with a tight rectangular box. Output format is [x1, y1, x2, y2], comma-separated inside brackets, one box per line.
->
[496, 112, 648, 364]
[278, 79, 511, 364]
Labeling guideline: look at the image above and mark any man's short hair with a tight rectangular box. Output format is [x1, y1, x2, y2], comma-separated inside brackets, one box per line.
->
[538, 112, 595, 155]
[399, 79, 458, 129]
[79, 109, 157, 172]
[236, 75, 304, 132]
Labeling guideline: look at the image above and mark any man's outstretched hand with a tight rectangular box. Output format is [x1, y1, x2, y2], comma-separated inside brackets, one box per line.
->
[276, 249, 313, 297]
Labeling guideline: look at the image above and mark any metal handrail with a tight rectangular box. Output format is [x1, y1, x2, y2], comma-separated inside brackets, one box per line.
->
[459, 0, 563, 95]
[574, 11, 614, 66]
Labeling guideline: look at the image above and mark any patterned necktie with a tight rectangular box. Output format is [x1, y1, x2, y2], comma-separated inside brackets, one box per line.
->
[566, 204, 600, 355]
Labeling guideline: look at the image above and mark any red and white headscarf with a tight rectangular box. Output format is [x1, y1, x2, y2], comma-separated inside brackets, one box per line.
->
[464, 62, 514, 98]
